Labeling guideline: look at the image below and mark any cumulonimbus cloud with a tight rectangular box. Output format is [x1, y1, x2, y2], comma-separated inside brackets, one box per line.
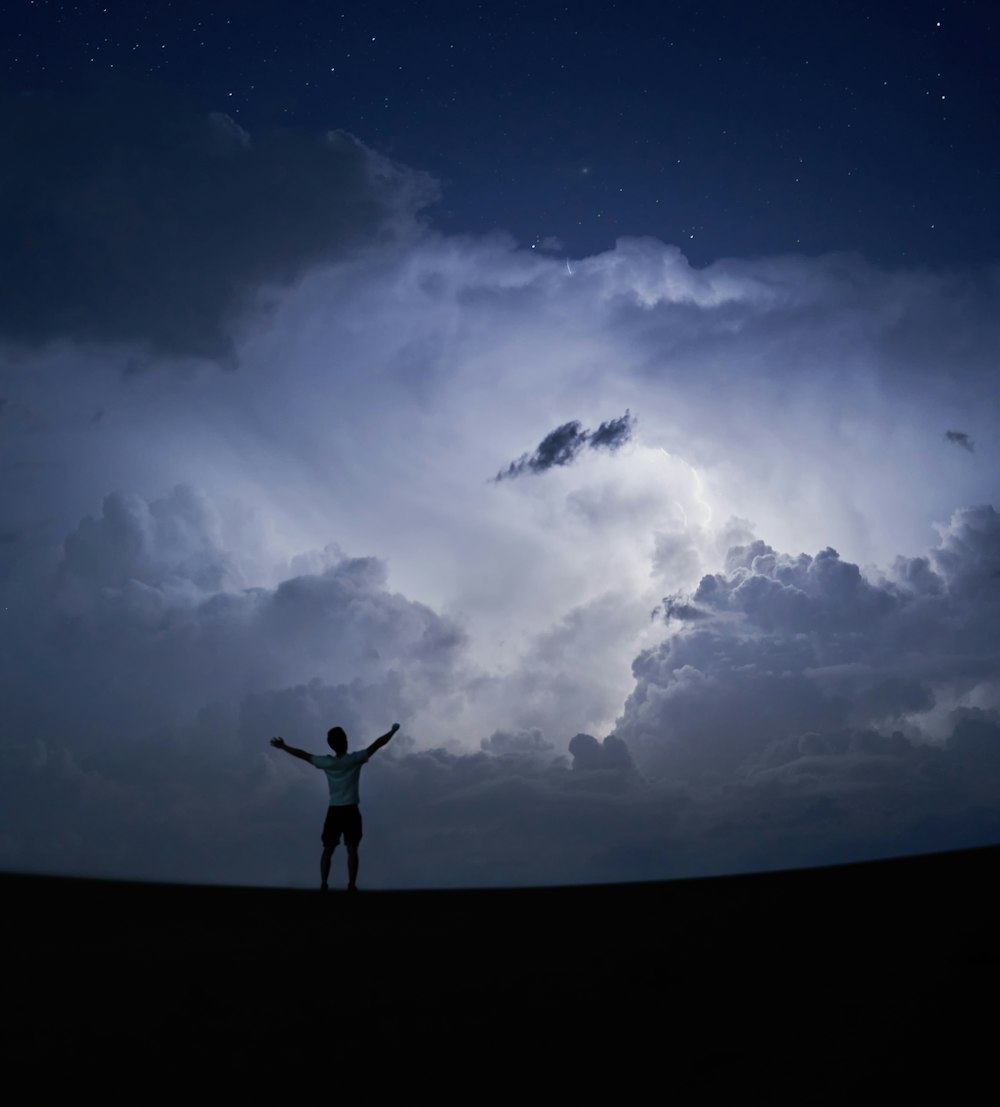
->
[1, 108, 999, 887]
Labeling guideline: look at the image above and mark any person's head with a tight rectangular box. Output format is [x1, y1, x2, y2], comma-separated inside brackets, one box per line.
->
[327, 726, 348, 755]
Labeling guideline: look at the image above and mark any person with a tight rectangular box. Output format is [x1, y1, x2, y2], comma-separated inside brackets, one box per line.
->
[270, 722, 399, 891]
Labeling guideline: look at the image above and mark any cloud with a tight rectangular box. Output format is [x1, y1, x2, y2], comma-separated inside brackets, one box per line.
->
[1, 125, 999, 886]
[495, 420, 588, 480]
[618, 505, 1000, 783]
[569, 732, 635, 772]
[480, 728, 556, 759]
[0, 486, 467, 747]
[494, 410, 635, 481]
[945, 430, 975, 453]
[1, 485, 999, 887]
[588, 410, 636, 452]
[0, 82, 435, 363]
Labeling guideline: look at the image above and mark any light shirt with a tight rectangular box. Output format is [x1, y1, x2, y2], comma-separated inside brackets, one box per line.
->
[307, 750, 372, 806]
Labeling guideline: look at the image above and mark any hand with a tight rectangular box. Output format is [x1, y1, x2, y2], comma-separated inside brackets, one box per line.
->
[390, 723, 400, 734]
[270, 736, 287, 749]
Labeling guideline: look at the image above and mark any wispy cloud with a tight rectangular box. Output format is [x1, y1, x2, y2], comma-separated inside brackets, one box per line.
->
[493, 410, 635, 481]
[945, 429, 975, 453]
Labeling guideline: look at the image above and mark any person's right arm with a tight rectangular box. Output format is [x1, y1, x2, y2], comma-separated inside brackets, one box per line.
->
[270, 737, 313, 762]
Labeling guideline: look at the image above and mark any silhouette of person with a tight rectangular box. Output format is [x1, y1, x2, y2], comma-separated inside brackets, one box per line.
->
[270, 723, 400, 891]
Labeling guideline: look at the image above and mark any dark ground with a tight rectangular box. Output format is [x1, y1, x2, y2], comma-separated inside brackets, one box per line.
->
[3, 846, 997, 1098]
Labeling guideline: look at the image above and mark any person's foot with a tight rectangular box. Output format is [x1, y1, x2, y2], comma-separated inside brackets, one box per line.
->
[320, 883, 329, 892]
[346, 883, 359, 893]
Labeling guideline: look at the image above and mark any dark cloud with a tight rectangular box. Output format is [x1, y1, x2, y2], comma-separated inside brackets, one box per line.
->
[497, 420, 588, 480]
[588, 410, 635, 452]
[494, 410, 635, 481]
[481, 728, 556, 759]
[0, 82, 436, 363]
[945, 430, 975, 453]
[569, 732, 635, 772]
[652, 594, 710, 624]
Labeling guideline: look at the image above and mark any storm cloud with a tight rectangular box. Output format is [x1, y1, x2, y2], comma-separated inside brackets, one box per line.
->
[2, 483, 999, 887]
[1, 107, 999, 886]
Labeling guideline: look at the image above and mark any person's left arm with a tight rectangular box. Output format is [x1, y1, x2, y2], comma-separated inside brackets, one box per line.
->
[365, 723, 400, 757]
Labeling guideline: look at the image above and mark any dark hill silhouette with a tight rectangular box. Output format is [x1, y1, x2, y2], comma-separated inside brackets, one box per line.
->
[3, 847, 997, 1098]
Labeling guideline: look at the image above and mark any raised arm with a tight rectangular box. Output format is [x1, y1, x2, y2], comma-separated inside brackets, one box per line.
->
[365, 723, 400, 757]
[270, 736, 313, 762]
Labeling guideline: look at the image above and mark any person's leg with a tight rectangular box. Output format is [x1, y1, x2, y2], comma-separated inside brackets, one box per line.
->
[321, 807, 342, 891]
[320, 845, 336, 890]
[344, 806, 363, 890]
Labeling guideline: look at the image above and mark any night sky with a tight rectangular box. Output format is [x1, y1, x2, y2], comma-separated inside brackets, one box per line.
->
[2, 1, 999, 888]
[7, 1, 998, 265]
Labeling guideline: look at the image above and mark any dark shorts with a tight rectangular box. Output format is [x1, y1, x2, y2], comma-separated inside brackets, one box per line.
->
[322, 804, 363, 849]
